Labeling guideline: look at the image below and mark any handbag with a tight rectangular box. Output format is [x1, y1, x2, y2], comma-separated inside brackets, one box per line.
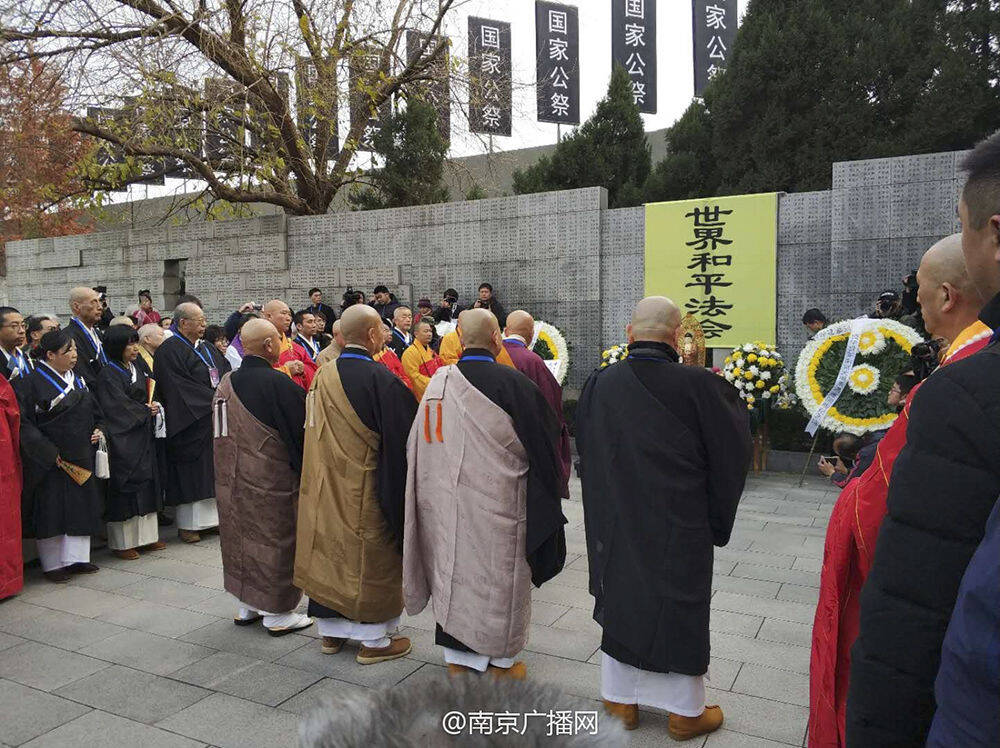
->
[95, 433, 110, 479]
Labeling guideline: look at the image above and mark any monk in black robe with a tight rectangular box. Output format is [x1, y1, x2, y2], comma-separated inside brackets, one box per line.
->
[94, 325, 164, 560]
[18, 330, 104, 582]
[66, 287, 107, 387]
[295, 304, 418, 665]
[153, 302, 228, 543]
[577, 296, 751, 740]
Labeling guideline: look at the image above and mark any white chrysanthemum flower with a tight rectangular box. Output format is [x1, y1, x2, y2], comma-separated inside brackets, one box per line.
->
[748, 365, 760, 376]
[762, 391, 772, 399]
[847, 364, 880, 395]
[743, 344, 754, 353]
[761, 371, 772, 380]
[735, 358, 745, 368]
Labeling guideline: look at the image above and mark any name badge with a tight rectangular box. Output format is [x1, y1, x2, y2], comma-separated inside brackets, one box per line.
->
[208, 366, 221, 388]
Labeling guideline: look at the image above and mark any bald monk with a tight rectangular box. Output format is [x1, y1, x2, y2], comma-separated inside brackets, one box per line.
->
[404, 309, 566, 678]
[66, 286, 107, 386]
[577, 296, 751, 739]
[438, 314, 517, 369]
[316, 320, 345, 367]
[214, 319, 312, 635]
[262, 299, 318, 389]
[503, 310, 572, 498]
[294, 305, 417, 664]
[374, 321, 413, 390]
[153, 302, 231, 542]
[810, 234, 992, 747]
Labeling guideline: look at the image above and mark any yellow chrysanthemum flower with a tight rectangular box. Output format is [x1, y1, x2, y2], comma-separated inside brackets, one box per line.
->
[744, 371, 754, 380]
[747, 353, 758, 363]
[756, 380, 765, 389]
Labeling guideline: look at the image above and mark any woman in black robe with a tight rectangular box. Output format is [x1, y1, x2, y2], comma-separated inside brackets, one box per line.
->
[18, 330, 104, 582]
[94, 325, 164, 560]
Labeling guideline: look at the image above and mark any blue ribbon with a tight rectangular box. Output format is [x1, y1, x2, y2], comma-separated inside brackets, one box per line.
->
[175, 334, 214, 369]
[36, 365, 83, 396]
[339, 352, 372, 362]
[72, 318, 107, 364]
[461, 355, 495, 363]
[505, 339, 527, 348]
[295, 335, 318, 361]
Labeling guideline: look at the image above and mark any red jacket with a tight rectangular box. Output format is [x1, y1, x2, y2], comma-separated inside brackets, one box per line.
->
[0, 376, 22, 600]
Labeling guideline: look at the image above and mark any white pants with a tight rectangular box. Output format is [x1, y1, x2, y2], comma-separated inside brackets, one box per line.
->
[107, 513, 159, 550]
[601, 652, 706, 717]
[175, 498, 218, 531]
[236, 603, 306, 629]
[442, 647, 516, 673]
[316, 616, 400, 649]
[37, 535, 90, 572]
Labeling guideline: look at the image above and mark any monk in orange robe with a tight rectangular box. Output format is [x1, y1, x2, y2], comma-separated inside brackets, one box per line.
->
[374, 322, 413, 391]
[401, 320, 444, 401]
[809, 235, 992, 747]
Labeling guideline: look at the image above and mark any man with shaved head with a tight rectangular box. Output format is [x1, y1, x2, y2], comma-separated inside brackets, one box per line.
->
[502, 310, 571, 497]
[576, 296, 750, 740]
[404, 308, 567, 679]
[810, 234, 992, 746]
[261, 299, 317, 390]
[295, 303, 417, 665]
[66, 286, 107, 386]
[213, 319, 312, 636]
[848, 134, 1000, 747]
[153, 302, 230, 542]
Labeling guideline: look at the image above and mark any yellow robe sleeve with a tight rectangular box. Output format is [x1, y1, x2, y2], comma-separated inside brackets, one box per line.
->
[401, 345, 431, 401]
[496, 345, 516, 369]
[439, 332, 462, 365]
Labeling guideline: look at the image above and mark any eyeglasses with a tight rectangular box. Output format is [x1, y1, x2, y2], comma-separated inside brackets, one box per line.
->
[1, 322, 26, 330]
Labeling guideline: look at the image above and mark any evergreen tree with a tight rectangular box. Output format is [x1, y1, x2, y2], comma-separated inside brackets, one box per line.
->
[349, 99, 449, 211]
[512, 65, 650, 208]
[650, 0, 999, 200]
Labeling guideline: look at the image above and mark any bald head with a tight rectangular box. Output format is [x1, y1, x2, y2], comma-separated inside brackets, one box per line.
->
[458, 308, 502, 354]
[138, 323, 164, 352]
[504, 310, 534, 341]
[917, 233, 985, 341]
[331, 319, 345, 348]
[173, 302, 206, 343]
[340, 304, 383, 353]
[262, 299, 292, 335]
[628, 296, 682, 344]
[70, 286, 102, 325]
[241, 318, 282, 364]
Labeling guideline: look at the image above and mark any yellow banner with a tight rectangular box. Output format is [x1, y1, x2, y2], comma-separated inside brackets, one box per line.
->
[644, 192, 778, 349]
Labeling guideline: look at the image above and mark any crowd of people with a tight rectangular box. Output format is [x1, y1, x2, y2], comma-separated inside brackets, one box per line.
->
[0, 133, 997, 744]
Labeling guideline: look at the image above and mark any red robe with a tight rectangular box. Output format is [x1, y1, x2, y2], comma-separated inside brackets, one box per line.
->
[276, 335, 318, 391]
[0, 376, 23, 600]
[374, 348, 414, 391]
[502, 339, 572, 498]
[808, 321, 992, 747]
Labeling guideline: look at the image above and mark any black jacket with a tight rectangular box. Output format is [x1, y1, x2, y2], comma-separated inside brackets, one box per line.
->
[847, 293, 1000, 746]
[576, 342, 751, 675]
[66, 318, 105, 387]
[371, 295, 401, 323]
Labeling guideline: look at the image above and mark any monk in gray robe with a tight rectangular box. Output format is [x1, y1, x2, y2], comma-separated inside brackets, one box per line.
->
[404, 309, 566, 678]
[214, 319, 312, 635]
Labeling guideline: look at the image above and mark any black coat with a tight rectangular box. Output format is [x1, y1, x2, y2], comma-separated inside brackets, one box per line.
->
[17, 366, 104, 538]
[576, 342, 751, 675]
[66, 319, 106, 387]
[847, 319, 1000, 746]
[94, 363, 160, 522]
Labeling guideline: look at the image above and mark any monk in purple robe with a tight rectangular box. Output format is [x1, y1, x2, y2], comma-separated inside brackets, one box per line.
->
[502, 311, 571, 498]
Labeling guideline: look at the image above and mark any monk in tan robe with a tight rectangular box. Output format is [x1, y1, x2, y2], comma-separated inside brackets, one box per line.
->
[294, 305, 417, 664]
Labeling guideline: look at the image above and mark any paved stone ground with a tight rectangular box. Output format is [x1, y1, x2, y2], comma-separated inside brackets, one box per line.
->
[0, 473, 833, 747]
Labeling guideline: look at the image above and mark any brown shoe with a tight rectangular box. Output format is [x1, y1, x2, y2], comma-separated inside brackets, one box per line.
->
[43, 568, 72, 583]
[178, 530, 201, 544]
[140, 541, 167, 552]
[356, 636, 411, 665]
[447, 663, 479, 677]
[603, 700, 639, 731]
[321, 636, 346, 655]
[113, 549, 140, 560]
[668, 705, 723, 741]
[487, 661, 527, 680]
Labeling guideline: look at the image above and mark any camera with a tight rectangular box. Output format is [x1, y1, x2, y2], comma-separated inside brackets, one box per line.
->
[910, 339, 942, 381]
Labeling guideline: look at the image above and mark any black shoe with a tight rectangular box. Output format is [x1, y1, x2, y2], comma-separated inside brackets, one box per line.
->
[44, 569, 72, 583]
[66, 562, 99, 575]
[157, 512, 174, 526]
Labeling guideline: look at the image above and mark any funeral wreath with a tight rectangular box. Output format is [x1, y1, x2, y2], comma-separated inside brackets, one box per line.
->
[794, 318, 924, 436]
[721, 342, 794, 415]
[530, 321, 570, 386]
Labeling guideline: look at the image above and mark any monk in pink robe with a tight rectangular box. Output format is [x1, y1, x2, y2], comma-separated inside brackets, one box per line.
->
[502, 311, 571, 498]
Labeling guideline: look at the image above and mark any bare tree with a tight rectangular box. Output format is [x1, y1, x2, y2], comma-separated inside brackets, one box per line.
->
[1, 0, 457, 215]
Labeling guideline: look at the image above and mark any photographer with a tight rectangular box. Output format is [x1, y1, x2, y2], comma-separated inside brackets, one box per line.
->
[432, 288, 463, 323]
[871, 289, 903, 321]
[341, 287, 365, 313]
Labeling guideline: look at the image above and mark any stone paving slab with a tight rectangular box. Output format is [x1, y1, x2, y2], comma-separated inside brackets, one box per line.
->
[0, 473, 834, 746]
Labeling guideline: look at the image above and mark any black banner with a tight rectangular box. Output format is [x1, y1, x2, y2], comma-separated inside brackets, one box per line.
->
[294, 61, 338, 162]
[692, 0, 737, 96]
[468, 17, 512, 137]
[612, 0, 656, 114]
[535, 1, 580, 125]
[406, 31, 450, 143]
[349, 49, 391, 153]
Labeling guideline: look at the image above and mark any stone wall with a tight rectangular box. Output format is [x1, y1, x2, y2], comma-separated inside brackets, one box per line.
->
[2, 149, 970, 392]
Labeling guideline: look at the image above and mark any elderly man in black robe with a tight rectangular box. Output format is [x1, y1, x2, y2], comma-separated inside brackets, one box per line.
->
[154, 302, 229, 543]
[576, 296, 751, 740]
[215, 319, 312, 636]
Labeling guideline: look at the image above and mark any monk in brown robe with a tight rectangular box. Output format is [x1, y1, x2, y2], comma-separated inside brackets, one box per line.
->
[214, 319, 312, 636]
[295, 304, 417, 664]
